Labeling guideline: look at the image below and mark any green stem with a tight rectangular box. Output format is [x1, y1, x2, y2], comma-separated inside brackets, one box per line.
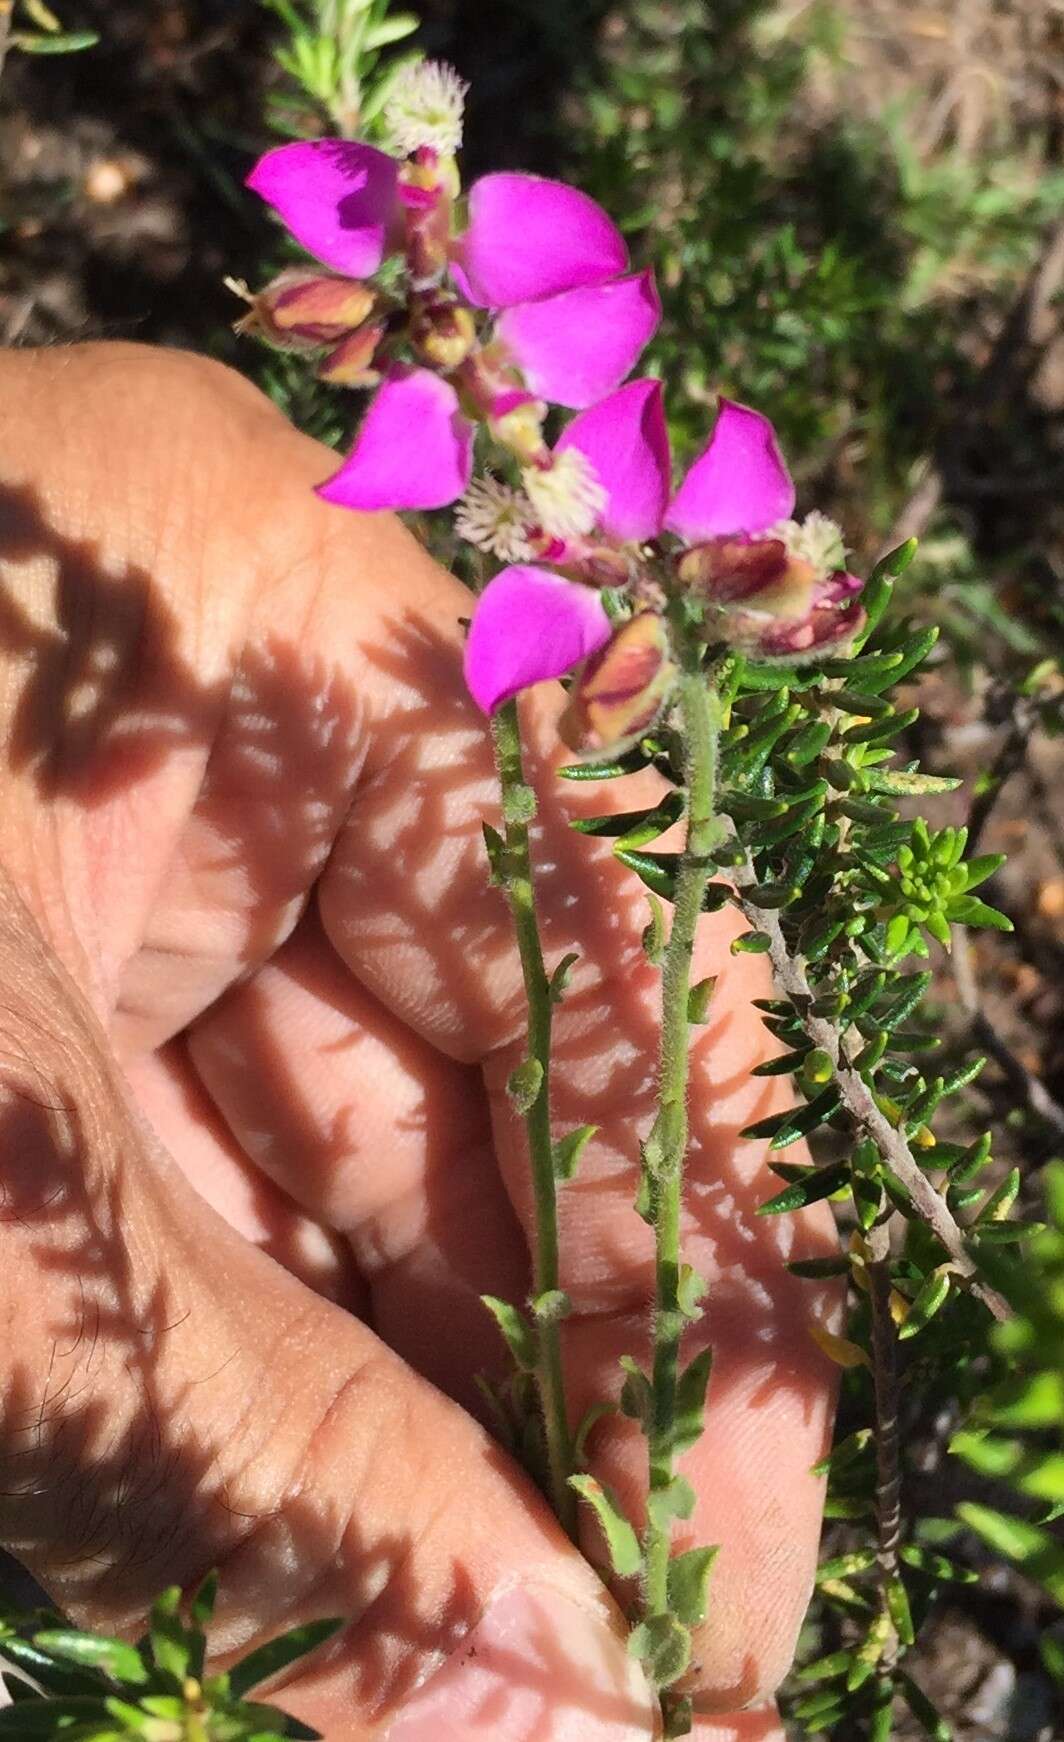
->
[491, 699, 577, 1539]
[644, 654, 721, 1614]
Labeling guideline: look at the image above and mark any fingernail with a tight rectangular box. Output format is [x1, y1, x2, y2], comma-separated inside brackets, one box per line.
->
[383, 1580, 656, 1741]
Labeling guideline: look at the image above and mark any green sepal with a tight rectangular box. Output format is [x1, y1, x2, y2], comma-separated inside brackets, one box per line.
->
[672, 1346, 713, 1455]
[31, 1631, 147, 1686]
[507, 1057, 543, 1114]
[666, 1545, 719, 1625]
[553, 1124, 597, 1181]
[568, 1476, 642, 1577]
[757, 1160, 848, 1215]
[480, 1295, 539, 1371]
[627, 1613, 691, 1688]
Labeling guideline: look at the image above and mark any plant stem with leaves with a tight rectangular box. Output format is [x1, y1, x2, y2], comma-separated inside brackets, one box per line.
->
[489, 700, 577, 1539]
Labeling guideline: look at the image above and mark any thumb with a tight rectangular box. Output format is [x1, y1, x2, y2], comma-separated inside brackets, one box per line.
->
[0, 871, 654, 1742]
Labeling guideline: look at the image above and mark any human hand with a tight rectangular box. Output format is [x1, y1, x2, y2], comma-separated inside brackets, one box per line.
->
[0, 343, 839, 1739]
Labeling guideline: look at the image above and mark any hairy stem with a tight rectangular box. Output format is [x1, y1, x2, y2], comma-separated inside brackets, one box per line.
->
[490, 700, 577, 1539]
[734, 870, 1009, 1324]
[867, 1222, 902, 1672]
[644, 657, 722, 1613]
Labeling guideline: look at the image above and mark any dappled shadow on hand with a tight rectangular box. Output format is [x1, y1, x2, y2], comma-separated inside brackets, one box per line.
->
[0, 481, 226, 804]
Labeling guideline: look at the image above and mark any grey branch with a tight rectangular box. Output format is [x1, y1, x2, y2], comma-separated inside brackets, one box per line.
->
[734, 867, 1010, 1322]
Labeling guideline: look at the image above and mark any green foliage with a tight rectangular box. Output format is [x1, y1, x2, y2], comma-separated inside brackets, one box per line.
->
[0, 1575, 337, 1737]
[952, 1161, 1064, 1606]
[260, 0, 419, 139]
[6, 0, 97, 55]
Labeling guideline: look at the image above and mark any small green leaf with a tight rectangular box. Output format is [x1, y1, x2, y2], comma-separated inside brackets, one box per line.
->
[666, 1545, 719, 1625]
[744, 1087, 843, 1152]
[548, 951, 579, 1003]
[687, 976, 717, 1023]
[228, 1618, 345, 1698]
[897, 1267, 952, 1339]
[619, 1355, 653, 1426]
[32, 1632, 147, 1686]
[757, 1160, 848, 1215]
[569, 1476, 642, 1577]
[899, 1671, 953, 1740]
[957, 1502, 1064, 1601]
[946, 895, 1013, 932]
[506, 1058, 543, 1114]
[677, 1263, 707, 1319]
[731, 929, 771, 954]
[868, 770, 962, 797]
[531, 1289, 571, 1323]
[975, 1166, 1021, 1223]
[900, 1544, 977, 1584]
[481, 822, 508, 886]
[573, 1401, 614, 1465]
[642, 891, 666, 964]
[646, 1475, 696, 1527]
[627, 1613, 691, 1688]
[614, 846, 679, 899]
[673, 1346, 713, 1455]
[480, 1296, 538, 1371]
[11, 28, 99, 52]
[571, 791, 684, 843]
[815, 1548, 877, 1582]
[886, 1573, 915, 1645]
[553, 1124, 597, 1181]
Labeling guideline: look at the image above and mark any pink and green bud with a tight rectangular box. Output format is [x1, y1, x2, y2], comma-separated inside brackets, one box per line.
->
[317, 320, 388, 387]
[409, 292, 477, 371]
[235, 269, 376, 351]
[560, 611, 676, 757]
[678, 536, 864, 661]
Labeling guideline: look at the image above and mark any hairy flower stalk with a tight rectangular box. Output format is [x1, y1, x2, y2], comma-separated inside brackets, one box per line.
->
[489, 700, 578, 1539]
[643, 646, 723, 1624]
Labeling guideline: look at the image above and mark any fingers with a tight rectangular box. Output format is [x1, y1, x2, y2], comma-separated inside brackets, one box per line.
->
[0, 870, 655, 1740]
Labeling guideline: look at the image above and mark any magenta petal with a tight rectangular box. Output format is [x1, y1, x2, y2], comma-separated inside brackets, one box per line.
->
[316, 368, 472, 512]
[495, 271, 661, 409]
[464, 567, 612, 713]
[556, 378, 671, 542]
[666, 398, 795, 541]
[246, 140, 399, 277]
[454, 173, 628, 309]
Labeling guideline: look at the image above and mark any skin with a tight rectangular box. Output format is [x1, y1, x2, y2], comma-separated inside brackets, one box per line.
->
[0, 343, 841, 1738]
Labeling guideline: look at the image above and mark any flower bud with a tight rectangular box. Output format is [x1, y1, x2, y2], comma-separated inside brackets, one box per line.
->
[317, 321, 387, 387]
[677, 535, 864, 663]
[236, 269, 376, 351]
[409, 292, 477, 370]
[560, 611, 676, 758]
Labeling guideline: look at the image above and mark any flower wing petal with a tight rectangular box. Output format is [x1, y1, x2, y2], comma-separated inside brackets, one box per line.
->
[454, 173, 628, 308]
[666, 398, 795, 541]
[556, 378, 671, 541]
[496, 271, 661, 409]
[246, 140, 399, 277]
[464, 566, 612, 713]
[317, 367, 472, 512]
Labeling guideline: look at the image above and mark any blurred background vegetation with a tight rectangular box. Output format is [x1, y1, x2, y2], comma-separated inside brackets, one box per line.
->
[1, 2, 1063, 1736]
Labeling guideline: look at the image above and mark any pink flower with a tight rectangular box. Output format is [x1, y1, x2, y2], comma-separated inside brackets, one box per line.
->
[247, 143, 660, 510]
[463, 381, 865, 717]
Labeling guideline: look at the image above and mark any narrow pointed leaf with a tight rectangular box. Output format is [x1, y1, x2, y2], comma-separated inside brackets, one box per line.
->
[568, 1476, 642, 1577]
